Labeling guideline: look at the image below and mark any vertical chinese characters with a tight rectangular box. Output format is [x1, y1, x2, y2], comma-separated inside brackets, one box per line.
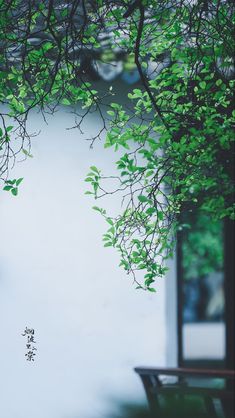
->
[22, 327, 37, 361]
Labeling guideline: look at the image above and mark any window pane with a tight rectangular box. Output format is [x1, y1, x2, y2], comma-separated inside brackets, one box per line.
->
[181, 210, 225, 361]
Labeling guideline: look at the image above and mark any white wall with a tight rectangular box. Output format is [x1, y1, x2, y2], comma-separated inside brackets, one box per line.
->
[165, 255, 178, 367]
[0, 109, 171, 418]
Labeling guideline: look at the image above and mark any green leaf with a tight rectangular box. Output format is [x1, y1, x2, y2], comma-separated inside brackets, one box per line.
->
[92, 206, 102, 212]
[145, 278, 155, 286]
[138, 195, 148, 203]
[61, 98, 71, 106]
[16, 177, 23, 186]
[146, 207, 155, 215]
[22, 149, 33, 158]
[216, 79, 222, 87]
[107, 110, 115, 116]
[199, 81, 206, 90]
[11, 187, 18, 196]
[6, 179, 16, 185]
[90, 166, 99, 174]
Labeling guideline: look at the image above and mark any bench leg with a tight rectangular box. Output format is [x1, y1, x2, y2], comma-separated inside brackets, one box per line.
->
[204, 397, 218, 418]
[140, 375, 161, 416]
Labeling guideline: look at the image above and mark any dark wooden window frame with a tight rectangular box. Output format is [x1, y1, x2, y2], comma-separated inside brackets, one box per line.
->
[177, 219, 235, 369]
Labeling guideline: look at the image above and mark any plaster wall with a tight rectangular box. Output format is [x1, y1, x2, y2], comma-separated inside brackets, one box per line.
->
[0, 108, 174, 418]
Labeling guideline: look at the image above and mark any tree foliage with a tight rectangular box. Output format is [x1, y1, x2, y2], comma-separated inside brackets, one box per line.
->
[182, 211, 223, 280]
[0, 0, 234, 289]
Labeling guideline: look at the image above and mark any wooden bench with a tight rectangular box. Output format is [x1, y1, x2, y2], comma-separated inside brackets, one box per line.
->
[134, 367, 235, 417]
